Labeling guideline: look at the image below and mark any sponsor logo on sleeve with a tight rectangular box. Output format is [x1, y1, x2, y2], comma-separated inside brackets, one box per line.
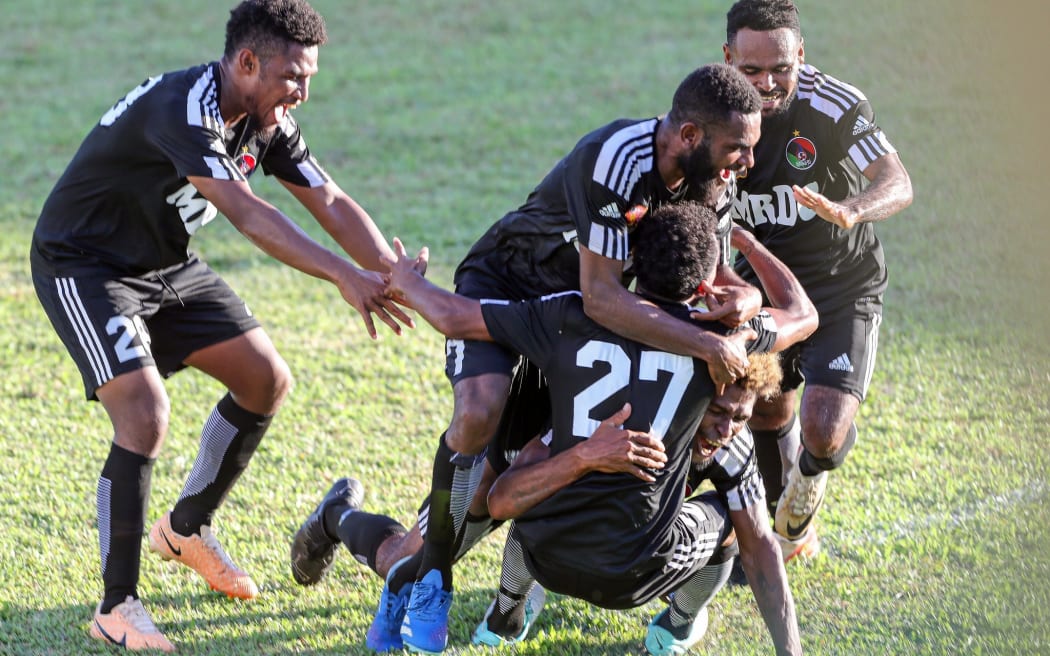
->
[625, 203, 649, 225]
[235, 146, 258, 175]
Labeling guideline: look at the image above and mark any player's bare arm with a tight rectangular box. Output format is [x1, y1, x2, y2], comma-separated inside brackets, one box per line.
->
[189, 175, 411, 338]
[282, 179, 399, 272]
[384, 237, 490, 341]
[487, 403, 665, 521]
[284, 179, 427, 326]
[578, 246, 749, 386]
[730, 503, 802, 656]
[731, 227, 818, 351]
[792, 152, 912, 229]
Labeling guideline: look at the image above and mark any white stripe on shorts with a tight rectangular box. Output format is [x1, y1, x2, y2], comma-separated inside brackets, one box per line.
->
[57, 277, 113, 387]
[860, 311, 882, 398]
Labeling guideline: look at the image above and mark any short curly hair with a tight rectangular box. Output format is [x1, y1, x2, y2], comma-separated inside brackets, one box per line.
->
[667, 64, 762, 132]
[733, 351, 783, 400]
[631, 201, 718, 302]
[224, 0, 328, 61]
[726, 0, 802, 46]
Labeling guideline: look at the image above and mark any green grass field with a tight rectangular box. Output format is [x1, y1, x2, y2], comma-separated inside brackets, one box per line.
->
[2, 0, 1048, 654]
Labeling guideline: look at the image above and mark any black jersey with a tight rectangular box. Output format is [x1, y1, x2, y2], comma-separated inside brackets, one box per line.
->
[32, 62, 330, 277]
[457, 118, 735, 300]
[731, 64, 898, 313]
[480, 292, 717, 578]
[687, 426, 765, 513]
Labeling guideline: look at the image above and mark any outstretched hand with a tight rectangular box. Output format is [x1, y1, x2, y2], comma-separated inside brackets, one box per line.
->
[793, 184, 860, 229]
[578, 403, 667, 482]
[334, 264, 416, 339]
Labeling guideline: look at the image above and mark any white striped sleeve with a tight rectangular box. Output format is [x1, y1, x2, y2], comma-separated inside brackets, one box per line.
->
[848, 130, 897, 171]
[586, 222, 629, 260]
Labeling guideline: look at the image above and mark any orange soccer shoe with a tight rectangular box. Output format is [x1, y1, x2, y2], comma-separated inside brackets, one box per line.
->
[149, 512, 259, 599]
[775, 525, 822, 564]
[90, 596, 175, 652]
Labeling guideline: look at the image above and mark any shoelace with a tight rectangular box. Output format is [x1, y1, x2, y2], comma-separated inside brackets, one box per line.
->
[408, 582, 450, 621]
[789, 476, 822, 515]
[382, 588, 409, 622]
[119, 599, 161, 634]
[199, 527, 239, 573]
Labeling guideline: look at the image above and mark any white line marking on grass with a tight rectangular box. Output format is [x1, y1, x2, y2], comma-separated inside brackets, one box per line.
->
[829, 479, 1049, 551]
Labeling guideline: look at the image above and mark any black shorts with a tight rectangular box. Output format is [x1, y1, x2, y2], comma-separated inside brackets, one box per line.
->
[443, 265, 534, 385]
[522, 491, 732, 610]
[779, 295, 882, 401]
[444, 266, 555, 471]
[32, 255, 260, 400]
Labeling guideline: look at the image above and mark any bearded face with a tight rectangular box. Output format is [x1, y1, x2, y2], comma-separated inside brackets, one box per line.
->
[678, 137, 723, 206]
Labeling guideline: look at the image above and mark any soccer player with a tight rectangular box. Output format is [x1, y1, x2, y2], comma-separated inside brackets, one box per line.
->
[380, 201, 810, 655]
[722, 0, 914, 557]
[29, 1, 417, 651]
[390, 64, 763, 654]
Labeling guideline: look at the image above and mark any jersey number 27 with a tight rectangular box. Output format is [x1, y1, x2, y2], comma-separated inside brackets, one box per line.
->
[573, 340, 692, 441]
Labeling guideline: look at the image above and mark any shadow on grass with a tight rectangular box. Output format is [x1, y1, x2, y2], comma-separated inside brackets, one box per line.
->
[0, 587, 657, 655]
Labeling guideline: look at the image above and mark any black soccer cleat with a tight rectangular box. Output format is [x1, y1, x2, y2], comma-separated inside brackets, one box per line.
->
[290, 477, 364, 585]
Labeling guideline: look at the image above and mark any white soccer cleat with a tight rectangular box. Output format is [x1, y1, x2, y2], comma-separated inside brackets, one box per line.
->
[90, 596, 175, 652]
[774, 461, 827, 541]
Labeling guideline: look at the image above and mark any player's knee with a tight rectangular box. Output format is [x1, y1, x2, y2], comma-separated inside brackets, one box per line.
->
[242, 353, 293, 415]
[111, 394, 171, 453]
[712, 532, 740, 564]
[802, 434, 837, 460]
[268, 354, 293, 408]
[446, 405, 500, 454]
[802, 422, 856, 469]
[801, 419, 851, 459]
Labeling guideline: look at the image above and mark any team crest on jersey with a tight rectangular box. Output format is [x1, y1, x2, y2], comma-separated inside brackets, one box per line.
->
[235, 147, 257, 175]
[785, 134, 816, 171]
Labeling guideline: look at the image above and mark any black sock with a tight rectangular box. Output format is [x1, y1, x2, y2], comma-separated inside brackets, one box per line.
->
[452, 511, 503, 563]
[170, 393, 271, 535]
[417, 433, 458, 589]
[664, 556, 734, 638]
[752, 422, 792, 515]
[486, 587, 527, 637]
[390, 550, 423, 594]
[486, 529, 535, 638]
[334, 509, 406, 573]
[98, 444, 153, 614]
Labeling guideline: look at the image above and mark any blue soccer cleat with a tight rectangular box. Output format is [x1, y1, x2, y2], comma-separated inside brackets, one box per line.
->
[400, 569, 453, 654]
[366, 556, 414, 652]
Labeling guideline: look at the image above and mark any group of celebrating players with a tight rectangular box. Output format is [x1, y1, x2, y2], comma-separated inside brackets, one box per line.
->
[30, 0, 911, 653]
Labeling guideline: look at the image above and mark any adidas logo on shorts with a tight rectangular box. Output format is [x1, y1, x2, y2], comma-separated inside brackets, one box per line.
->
[828, 353, 854, 372]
